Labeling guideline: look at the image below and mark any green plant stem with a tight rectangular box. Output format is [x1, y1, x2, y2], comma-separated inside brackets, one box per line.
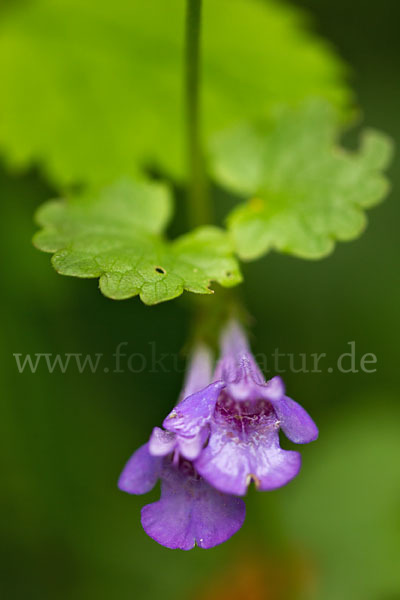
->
[185, 0, 210, 227]
[184, 1, 245, 347]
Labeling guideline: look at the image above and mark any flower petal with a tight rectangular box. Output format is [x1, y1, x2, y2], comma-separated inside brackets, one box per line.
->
[215, 319, 265, 383]
[181, 344, 214, 399]
[218, 354, 284, 403]
[215, 321, 287, 403]
[178, 428, 208, 461]
[217, 322, 290, 407]
[149, 426, 207, 462]
[163, 381, 225, 437]
[148, 427, 176, 456]
[118, 443, 162, 494]
[260, 375, 286, 400]
[271, 395, 319, 444]
[220, 319, 251, 359]
[195, 418, 301, 496]
[141, 463, 246, 550]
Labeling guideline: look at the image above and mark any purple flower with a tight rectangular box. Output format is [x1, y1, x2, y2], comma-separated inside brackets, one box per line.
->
[164, 320, 318, 496]
[118, 346, 246, 550]
[119, 322, 318, 550]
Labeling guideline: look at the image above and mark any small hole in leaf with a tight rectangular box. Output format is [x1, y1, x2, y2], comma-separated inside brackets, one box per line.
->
[155, 266, 166, 275]
[226, 271, 232, 277]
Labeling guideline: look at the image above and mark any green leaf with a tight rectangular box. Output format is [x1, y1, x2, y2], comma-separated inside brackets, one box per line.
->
[211, 100, 393, 260]
[33, 178, 242, 305]
[0, 0, 351, 186]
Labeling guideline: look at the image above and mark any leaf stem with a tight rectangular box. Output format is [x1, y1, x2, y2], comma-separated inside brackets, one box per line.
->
[185, 0, 210, 227]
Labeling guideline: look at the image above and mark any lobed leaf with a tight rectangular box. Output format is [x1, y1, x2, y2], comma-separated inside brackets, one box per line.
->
[210, 100, 394, 260]
[34, 178, 242, 305]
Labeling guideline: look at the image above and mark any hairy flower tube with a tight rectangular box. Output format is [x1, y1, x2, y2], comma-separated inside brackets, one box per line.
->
[118, 347, 246, 550]
[119, 321, 318, 549]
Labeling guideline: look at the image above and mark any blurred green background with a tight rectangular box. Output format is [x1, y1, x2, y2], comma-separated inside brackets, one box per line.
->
[1, 1, 399, 599]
